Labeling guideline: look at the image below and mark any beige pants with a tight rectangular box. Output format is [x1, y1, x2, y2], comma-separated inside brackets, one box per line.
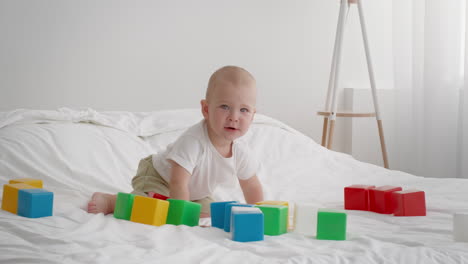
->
[131, 155, 213, 214]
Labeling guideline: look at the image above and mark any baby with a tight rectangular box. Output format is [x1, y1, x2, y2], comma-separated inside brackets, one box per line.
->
[87, 65, 264, 218]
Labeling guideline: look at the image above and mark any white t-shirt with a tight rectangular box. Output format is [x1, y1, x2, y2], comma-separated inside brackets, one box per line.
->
[152, 120, 258, 200]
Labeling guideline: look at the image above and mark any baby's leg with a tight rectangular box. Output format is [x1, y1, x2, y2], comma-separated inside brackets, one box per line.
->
[131, 155, 170, 199]
[193, 196, 214, 218]
[87, 192, 117, 215]
[200, 212, 210, 218]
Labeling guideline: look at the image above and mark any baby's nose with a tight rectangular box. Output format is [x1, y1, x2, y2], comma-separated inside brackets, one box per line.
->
[229, 111, 239, 121]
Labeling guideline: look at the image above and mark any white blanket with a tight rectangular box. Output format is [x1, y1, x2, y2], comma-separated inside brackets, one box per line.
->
[0, 109, 467, 264]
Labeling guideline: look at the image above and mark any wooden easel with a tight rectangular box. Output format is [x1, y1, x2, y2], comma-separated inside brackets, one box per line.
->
[318, 0, 389, 168]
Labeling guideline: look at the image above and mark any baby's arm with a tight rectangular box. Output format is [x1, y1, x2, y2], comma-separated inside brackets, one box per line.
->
[239, 175, 264, 204]
[168, 160, 191, 200]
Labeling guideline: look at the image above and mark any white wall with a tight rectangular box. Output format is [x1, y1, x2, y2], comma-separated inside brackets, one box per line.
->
[0, 0, 393, 154]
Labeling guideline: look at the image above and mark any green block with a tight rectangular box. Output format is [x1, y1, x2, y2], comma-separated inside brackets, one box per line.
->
[113, 192, 135, 220]
[256, 205, 288, 235]
[166, 199, 202, 227]
[316, 209, 347, 240]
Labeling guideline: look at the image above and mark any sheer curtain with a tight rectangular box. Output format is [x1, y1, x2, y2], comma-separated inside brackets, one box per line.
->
[392, 0, 467, 178]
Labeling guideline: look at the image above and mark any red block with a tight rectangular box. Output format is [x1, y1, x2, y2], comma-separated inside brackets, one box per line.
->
[152, 193, 169, 200]
[392, 190, 426, 216]
[344, 185, 375, 210]
[369, 186, 402, 214]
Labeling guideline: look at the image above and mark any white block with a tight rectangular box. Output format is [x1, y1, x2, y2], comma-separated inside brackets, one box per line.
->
[454, 213, 468, 242]
[293, 202, 318, 236]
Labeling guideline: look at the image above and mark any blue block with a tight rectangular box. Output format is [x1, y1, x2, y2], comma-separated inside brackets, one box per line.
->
[224, 203, 254, 232]
[17, 189, 54, 218]
[210, 201, 237, 229]
[231, 207, 264, 242]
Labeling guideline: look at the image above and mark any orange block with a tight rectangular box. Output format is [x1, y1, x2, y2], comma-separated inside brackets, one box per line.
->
[1, 183, 37, 214]
[130, 196, 169, 226]
[9, 178, 43, 188]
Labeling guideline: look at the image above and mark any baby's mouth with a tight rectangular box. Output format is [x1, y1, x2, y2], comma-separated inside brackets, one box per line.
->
[225, 127, 237, 131]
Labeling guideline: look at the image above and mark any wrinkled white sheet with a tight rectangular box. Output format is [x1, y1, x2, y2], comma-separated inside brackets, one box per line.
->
[0, 108, 467, 264]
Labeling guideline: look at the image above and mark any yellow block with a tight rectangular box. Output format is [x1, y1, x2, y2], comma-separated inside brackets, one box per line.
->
[256, 200, 289, 207]
[130, 196, 169, 226]
[1, 183, 37, 214]
[9, 178, 43, 188]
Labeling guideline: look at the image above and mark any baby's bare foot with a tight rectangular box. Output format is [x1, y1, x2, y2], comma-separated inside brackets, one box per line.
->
[87, 192, 116, 215]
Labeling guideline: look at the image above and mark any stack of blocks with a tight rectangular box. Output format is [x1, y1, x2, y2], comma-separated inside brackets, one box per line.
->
[344, 185, 426, 216]
[1, 178, 53, 218]
[224, 203, 254, 232]
[231, 207, 264, 242]
[113, 192, 201, 227]
[210, 201, 265, 242]
[210, 201, 237, 229]
[211, 200, 293, 242]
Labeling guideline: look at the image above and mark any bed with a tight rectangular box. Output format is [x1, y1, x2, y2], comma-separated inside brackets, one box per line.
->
[0, 108, 467, 263]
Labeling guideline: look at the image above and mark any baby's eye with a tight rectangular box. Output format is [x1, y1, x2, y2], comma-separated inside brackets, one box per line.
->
[220, 105, 229, 110]
[240, 108, 250, 113]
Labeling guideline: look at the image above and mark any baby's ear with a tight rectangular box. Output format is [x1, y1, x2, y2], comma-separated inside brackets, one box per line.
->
[200, 99, 209, 118]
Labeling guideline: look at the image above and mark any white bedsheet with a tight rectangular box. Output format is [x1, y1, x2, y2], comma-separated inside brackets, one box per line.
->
[0, 109, 467, 264]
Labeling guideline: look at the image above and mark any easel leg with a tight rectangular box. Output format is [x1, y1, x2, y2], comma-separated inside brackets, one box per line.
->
[357, 0, 389, 168]
[326, 0, 348, 150]
[327, 119, 336, 149]
[377, 120, 389, 168]
[321, 117, 329, 147]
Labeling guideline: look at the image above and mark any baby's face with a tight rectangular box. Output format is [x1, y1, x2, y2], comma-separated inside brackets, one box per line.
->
[203, 80, 256, 144]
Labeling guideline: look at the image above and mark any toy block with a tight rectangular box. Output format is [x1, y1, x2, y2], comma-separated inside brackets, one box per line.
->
[152, 193, 169, 200]
[166, 199, 201, 227]
[210, 201, 237, 229]
[224, 203, 254, 232]
[17, 189, 53, 218]
[293, 202, 318, 236]
[344, 185, 375, 210]
[231, 207, 264, 242]
[256, 200, 289, 207]
[369, 186, 402, 214]
[256, 204, 288, 236]
[114, 192, 136, 220]
[130, 196, 169, 226]
[316, 209, 347, 240]
[392, 190, 426, 216]
[453, 213, 468, 242]
[256, 200, 290, 227]
[9, 178, 43, 188]
[2, 183, 37, 214]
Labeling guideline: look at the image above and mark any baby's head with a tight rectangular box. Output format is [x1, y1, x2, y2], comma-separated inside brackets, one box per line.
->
[201, 66, 257, 144]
